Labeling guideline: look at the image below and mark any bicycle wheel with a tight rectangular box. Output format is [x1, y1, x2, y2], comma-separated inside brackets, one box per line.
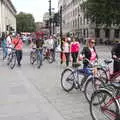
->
[9, 53, 16, 69]
[30, 51, 36, 64]
[84, 77, 104, 103]
[97, 68, 108, 83]
[47, 51, 54, 63]
[37, 54, 42, 68]
[90, 90, 119, 120]
[61, 68, 74, 92]
[7, 53, 11, 65]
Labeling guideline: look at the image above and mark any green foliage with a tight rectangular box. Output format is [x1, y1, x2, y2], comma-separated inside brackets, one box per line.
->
[84, 0, 120, 27]
[16, 12, 36, 32]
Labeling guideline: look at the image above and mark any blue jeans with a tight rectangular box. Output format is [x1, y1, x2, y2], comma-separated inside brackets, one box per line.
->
[37, 49, 43, 65]
[2, 46, 7, 59]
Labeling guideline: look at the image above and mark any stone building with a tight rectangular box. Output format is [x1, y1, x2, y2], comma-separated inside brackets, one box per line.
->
[0, 0, 16, 34]
[58, 0, 120, 43]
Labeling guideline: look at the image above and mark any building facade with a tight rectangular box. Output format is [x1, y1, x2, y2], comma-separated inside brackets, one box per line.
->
[58, 0, 120, 43]
[0, 0, 16, 34]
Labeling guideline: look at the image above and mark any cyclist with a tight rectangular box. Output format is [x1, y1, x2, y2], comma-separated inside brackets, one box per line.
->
[35, 37, 44, 66]
[45, 36, 54, 60]
[12, 33, 23, 67]
[81, 38, 98, 68]
[6, 32, 12, 55]
[111, 41, 120, 73]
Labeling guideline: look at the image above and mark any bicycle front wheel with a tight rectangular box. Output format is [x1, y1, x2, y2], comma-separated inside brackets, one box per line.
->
[61, 68, 74, 92]
[30, 51, 36, 64]
[37, 54, 42, 68]
[90, 90, 119, 120]
[9, 53, 16, 69]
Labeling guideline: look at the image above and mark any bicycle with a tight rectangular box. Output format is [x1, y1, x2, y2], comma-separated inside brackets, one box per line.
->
[7, 47, 16, 69]
[30, 48, 42, 68]
[42, 47, 54, 64]
[61, 59, 104, 96]
[100, 58, 120, 83]
[90, 82, 120, 120]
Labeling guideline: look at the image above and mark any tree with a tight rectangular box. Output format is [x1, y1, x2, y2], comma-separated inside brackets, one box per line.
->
[84, 0, 120, 27]
[16, 12, 36, 32]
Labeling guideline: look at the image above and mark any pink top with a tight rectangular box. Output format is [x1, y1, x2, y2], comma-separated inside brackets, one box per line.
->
[90, 48, 97, 62]
[12, 37, 23, 50]
[70, 42, 80, 53]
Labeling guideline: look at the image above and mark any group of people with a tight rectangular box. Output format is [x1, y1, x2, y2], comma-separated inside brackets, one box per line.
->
[0, 32, 23, 66]
[0, 32, 120, 73]
[61, 36, 120, 74]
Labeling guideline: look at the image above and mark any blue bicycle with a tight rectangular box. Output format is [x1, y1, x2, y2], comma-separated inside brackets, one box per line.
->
[61, 59, 104, 102]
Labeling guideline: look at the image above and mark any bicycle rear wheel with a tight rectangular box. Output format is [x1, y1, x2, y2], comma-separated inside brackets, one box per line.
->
[84, 77, 104, 103]
[61, 68, 74, 92]
[90, 90, 119, 120]
[47, 51, 54, 63]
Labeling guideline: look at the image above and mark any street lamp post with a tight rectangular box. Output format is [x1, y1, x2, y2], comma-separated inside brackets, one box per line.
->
[48, 0, 52, 36]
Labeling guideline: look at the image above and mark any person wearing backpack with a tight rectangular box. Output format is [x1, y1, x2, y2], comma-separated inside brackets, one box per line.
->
[12, 33, 23, 67]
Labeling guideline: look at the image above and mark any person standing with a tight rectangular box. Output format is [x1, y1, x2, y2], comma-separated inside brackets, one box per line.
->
[1, 32, 7, 60]
[70, 37, 80, 67]
[6, 32, 12, 55]
[81, 39, 98, 68]
[111, 41, 120, 73]
[12, 34, 23, 67]
[63, 37, 70, 66]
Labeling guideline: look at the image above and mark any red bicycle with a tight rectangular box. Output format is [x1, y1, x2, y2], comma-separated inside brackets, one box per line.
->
[90, 82, 120, 120]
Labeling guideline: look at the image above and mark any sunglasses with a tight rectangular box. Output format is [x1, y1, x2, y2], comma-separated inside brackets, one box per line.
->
[90, 41, 95, 44]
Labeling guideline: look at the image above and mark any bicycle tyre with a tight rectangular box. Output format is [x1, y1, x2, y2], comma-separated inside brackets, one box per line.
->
[30, 51, 36, 65]
[47, 51, 54, 64]
[84, 77, 104, 103]
[61, 68, 74, 92]
[9, 53, 16, 69]
[90, 90, 119, 120]
[37, 54, 42, 68]
[97, 67, 108, 83]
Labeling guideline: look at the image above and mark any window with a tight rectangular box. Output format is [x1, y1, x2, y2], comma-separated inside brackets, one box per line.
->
[95, 28, 100, 38]
[115, 29, 119, 38]
[105, 29, 110, 38]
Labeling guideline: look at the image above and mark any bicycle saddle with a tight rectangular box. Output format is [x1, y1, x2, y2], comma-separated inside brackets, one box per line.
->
[104, 60, 112, 64]
[111, 82, 120, 89]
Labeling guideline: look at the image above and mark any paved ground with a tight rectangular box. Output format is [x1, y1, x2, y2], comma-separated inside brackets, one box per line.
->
[0, 45, 112, 120]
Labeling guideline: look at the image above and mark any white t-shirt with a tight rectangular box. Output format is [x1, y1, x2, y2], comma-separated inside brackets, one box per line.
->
[63, 42, 69, 53]
[46, 39, 54, 49]
[6, 36, 12, 53]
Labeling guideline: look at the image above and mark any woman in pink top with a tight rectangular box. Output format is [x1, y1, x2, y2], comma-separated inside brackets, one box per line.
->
[63, 37, 70, 66]
[81, 38, 98, 68]
[12, 33, 23, 67]
[70, 38, 80, 67]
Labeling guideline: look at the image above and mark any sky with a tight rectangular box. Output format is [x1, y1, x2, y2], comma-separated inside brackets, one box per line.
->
[11, 0, 58, 22]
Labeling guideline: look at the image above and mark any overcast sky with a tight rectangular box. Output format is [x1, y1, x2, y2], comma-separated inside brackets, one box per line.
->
[11, 0, 58, 22]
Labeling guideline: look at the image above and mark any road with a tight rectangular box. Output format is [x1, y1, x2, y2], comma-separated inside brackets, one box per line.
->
[0, 45, 112, 120]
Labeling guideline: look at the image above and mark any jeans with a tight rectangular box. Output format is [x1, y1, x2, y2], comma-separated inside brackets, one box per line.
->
[2, 46, 7, 59]
[16, 50, 22, 65]
[37, 49, 43, 65]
